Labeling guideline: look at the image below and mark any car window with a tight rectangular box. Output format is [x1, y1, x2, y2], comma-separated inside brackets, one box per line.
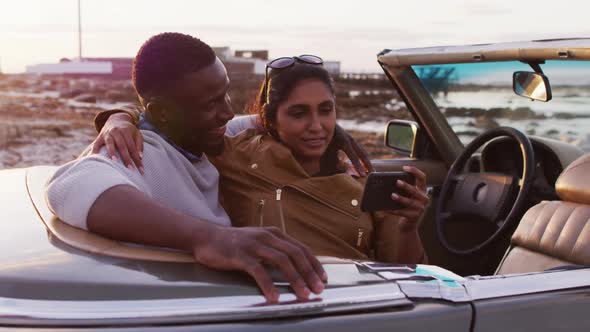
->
[413, 61, 590, 152]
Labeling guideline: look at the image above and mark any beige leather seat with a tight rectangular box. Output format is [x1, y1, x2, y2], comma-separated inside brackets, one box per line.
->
[496, 153, 590, 274]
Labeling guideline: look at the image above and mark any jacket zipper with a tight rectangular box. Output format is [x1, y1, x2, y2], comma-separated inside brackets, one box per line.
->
[257, 199, 265, 227]
[356, 228, 364, 248]
[276, 189, 287, 234]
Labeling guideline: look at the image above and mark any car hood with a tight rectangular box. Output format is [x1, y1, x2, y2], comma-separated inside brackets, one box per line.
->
[0, 166, 251, 300]
[3, 167, 590, 328]
[0, 166, 392, 300]
[0, 166, 412, 326]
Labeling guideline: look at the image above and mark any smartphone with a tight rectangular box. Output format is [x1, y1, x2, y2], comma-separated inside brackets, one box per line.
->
[360, 172, 415, 212]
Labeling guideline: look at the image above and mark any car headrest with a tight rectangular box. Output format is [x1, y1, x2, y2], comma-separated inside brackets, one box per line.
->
[556, 153, 590, 204]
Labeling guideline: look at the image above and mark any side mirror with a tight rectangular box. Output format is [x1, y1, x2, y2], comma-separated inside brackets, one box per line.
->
[513, 71, 552, 102]
[384, 120, 419, 157]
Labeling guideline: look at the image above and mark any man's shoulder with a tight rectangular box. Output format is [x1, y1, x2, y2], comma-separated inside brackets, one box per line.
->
[139, 130, 207, 172]
[140, 130, 179, 156]
[140, 130, 168, 145]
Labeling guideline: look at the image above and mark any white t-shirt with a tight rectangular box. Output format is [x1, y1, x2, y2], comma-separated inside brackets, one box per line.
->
[45, 115, 260, 230]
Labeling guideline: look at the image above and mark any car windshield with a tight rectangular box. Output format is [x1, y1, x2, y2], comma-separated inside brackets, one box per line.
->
[413, 61, 590, 152]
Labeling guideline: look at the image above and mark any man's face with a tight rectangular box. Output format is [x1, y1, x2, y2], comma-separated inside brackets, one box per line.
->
[164, 57, 234, 156]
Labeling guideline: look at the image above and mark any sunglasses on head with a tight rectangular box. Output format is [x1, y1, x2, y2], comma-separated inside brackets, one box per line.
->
[267, 54, 323, 71]
[262, 54, 324, 103]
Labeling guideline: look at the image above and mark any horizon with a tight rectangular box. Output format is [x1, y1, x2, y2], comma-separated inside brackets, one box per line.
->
[1, 0, 590, 73]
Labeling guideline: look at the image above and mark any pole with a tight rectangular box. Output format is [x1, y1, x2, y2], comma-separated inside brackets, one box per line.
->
[78, 0, 82, 60]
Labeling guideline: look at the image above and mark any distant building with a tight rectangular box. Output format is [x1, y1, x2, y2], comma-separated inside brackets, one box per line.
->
[26, 59, 111, 76]
[25, 50, 338, 79]
[323, 61, 341, 76]
[84, 57, 133, 80]
[26, 57, 133, 80]
[212, 47, 232, 60]
[235, 50, 269, 61]
[213, 47, 268, 76]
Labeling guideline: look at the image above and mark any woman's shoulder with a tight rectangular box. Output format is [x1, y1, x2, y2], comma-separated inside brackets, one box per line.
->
[223, 129, 265, 152]
[224, 130, 287, 153]
[225, 128, 260, 143]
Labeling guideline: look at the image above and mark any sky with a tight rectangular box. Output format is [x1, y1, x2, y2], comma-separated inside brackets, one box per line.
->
[1, 0, 589, 73]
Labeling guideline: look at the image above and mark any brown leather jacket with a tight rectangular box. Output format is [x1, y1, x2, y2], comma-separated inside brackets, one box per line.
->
[95, 109, 422, 262]
[211, 130, 415, 262]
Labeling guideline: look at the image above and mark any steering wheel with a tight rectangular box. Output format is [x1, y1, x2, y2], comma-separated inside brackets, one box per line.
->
[435, 127, 535, 255]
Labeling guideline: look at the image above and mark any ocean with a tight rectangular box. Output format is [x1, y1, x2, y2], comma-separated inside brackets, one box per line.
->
[340, 60, 590, 151]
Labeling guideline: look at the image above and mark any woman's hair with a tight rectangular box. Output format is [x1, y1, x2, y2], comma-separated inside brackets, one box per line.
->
[250, 63, 343, 175]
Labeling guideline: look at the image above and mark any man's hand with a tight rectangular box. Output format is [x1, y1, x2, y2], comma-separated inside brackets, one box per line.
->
[192, 225, 327, 303]
[332, 125, 374, 176]
[91, 112, 144, 174]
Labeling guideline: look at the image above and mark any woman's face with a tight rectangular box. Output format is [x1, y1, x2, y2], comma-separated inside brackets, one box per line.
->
[274, 79, 336, 162]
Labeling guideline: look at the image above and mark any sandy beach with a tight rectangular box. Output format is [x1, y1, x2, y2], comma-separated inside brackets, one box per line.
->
[1, 74, 589, 169]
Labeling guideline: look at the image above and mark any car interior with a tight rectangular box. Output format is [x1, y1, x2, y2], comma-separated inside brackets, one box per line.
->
[496, 152, 590, 274]
[377, 126, 590, 277]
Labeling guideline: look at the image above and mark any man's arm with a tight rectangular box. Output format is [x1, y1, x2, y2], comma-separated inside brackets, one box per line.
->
[45, 153, 326, 303]
[88, 185, 326, 303]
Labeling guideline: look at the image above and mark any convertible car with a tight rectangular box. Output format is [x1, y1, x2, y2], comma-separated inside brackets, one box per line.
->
[2, 39, 590, 331]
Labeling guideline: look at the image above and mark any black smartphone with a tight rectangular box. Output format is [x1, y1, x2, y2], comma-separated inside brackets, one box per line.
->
[360, 172, 415, 212]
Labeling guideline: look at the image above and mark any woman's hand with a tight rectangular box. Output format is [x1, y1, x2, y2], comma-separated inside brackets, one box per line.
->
[91, 112, 144, 174]
[388, 165, 430, 231]
[331, 125, 374, 176]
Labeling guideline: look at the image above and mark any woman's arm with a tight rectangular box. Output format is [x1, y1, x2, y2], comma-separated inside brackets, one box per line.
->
[94, 105, 142, 132]
[91, 109, 374, 177]
[92, 110, 145, 173]
[373, 214, 427, 263]
[373, 165, 430, 263]
[91, 110, 260, 171]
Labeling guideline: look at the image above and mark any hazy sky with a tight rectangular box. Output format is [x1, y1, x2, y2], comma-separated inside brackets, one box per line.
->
[1, 0, 589, 73]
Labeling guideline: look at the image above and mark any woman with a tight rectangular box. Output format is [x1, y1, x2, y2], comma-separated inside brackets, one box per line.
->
[92, 55, 429, 263]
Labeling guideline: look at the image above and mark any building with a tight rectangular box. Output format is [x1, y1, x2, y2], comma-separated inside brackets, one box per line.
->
[25, 49, 338, 79]
[26, 57, 133, 80]
[213, 47, 268, 76]
[213, 48, 341, 77]
[84, 57, 133, 80]
[323, 61, 341, 76]
[26, 59, 111, 77]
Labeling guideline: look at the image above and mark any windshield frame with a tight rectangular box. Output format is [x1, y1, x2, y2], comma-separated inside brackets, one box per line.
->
[377, 38, 590, 165]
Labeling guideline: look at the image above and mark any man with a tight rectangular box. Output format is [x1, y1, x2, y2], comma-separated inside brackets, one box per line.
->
[46, 32, 327, 303]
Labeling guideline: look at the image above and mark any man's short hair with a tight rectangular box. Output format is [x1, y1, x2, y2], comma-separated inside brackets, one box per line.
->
[132, 32, 216, 99]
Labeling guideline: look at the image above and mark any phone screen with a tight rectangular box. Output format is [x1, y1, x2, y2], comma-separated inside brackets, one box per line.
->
[360, 172, 415, 212]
